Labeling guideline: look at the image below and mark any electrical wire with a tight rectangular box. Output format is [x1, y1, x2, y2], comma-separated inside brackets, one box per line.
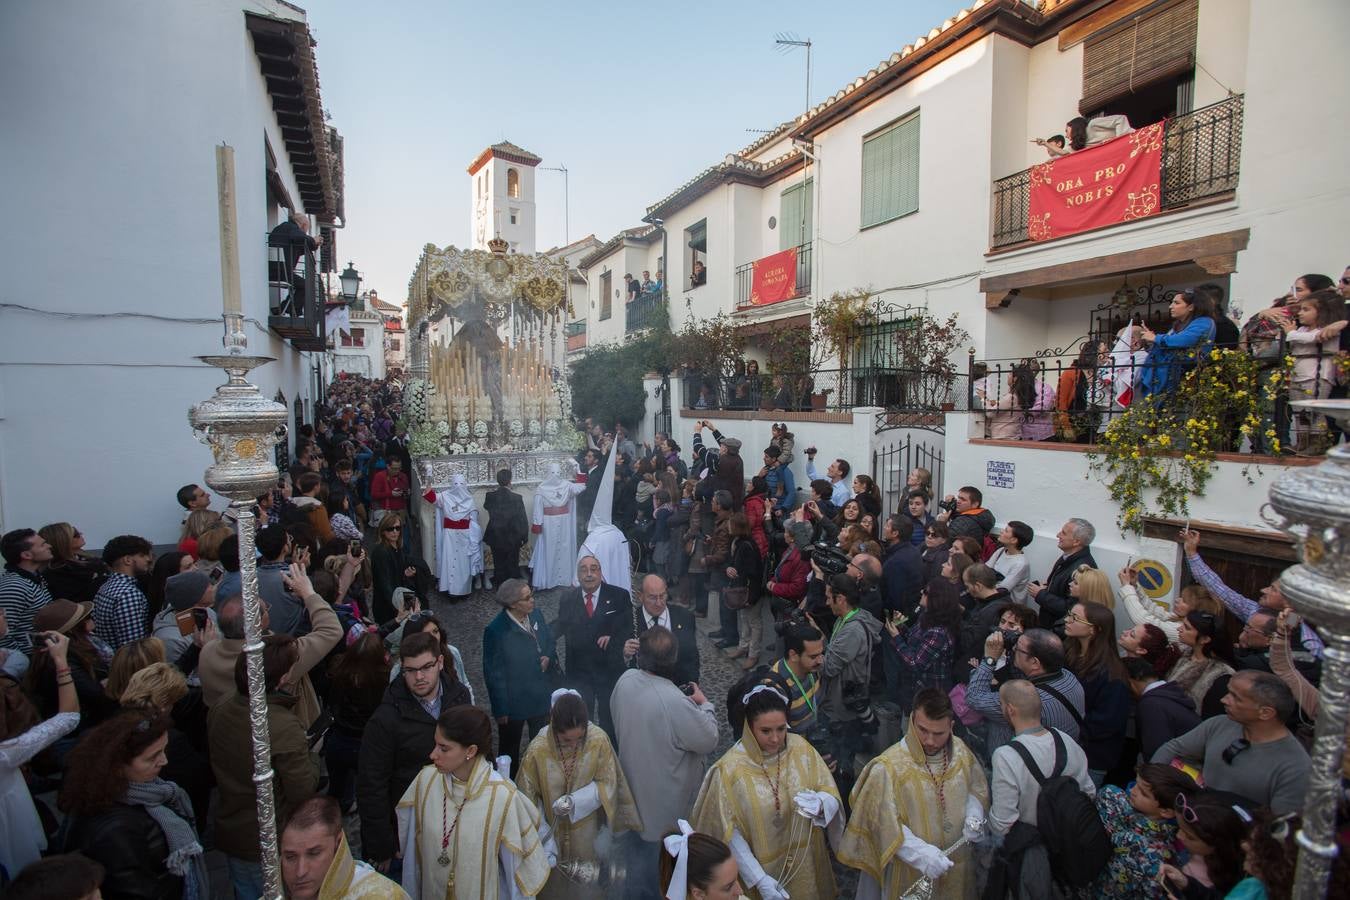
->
[0, 301, 273, 336]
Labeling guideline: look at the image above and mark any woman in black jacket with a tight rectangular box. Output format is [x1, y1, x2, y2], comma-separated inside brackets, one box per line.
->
[25, 600, 117, 741]
[324, 631, 390, 811]
[1064, 600, 1131, 785]
[368, 512, 431, 622]
[38, 522, 107, 605]
[725, 513, 765, 670]
[61, 711, 208, 900]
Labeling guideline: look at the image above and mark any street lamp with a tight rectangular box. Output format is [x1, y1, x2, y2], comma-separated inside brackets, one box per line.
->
[340, 261, 361, 303]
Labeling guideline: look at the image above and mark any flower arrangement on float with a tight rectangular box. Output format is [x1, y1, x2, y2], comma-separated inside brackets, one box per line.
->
[1086, 348, 1283, 532]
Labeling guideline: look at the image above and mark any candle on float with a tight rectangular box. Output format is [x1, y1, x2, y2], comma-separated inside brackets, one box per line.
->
[215, 144, 243, 316]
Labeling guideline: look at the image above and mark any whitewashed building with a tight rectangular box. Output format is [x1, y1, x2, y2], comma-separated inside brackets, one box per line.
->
[329, 293, 387, 380]
[371, 292, 407, 375]
[469, 141, 541, 255]
[0, 0, 344, 544]
[573, 0, 1350, 606]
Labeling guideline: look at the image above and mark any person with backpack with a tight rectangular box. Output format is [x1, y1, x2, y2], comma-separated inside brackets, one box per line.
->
[986, 679, 1106, 899]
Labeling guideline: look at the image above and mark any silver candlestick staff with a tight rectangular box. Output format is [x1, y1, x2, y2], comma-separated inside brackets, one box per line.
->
[1267, 399, 1350, 900]
[189, 311, 288, 898]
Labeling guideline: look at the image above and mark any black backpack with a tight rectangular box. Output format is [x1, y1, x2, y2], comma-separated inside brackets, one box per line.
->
[1007, 729, 1111, 889]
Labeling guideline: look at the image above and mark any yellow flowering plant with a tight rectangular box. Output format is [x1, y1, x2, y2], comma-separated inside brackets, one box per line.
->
[1086, 349, 1282, 532]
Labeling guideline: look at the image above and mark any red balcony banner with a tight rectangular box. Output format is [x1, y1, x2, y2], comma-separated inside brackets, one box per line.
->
[749, 247, 798, 306]
[1026, 122, 1165, 241]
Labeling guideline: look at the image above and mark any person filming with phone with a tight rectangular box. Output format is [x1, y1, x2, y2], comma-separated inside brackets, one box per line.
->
[149, 571, 219, 665]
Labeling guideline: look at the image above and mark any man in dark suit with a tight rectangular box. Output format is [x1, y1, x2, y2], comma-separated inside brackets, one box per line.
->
[618, 573, 699, 688]
[482, 468, 529, 588]
[1029, 517, 1099, 628]
[556, 555, 629, 737]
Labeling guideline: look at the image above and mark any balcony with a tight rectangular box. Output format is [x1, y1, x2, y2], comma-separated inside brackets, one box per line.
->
[266, 236, 326, 351]
[990, 95, 1244, 250]
[735, 242, 812, 309]
[565, 320, 587, 352]
[625, 290, 667, 334]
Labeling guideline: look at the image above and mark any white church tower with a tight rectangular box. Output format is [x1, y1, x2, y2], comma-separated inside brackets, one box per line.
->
[467, 141, 541, 256]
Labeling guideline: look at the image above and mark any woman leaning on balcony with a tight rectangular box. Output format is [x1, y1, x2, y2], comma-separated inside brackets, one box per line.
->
[1137, 289, 1217, 399]
[988, 360, 1055, 441]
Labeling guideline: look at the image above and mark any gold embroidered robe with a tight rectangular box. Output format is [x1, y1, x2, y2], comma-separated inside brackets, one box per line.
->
[690, 732, 839, 899]
[836, 732, 989, 900]
[316, 832, 411, 899]
[396, 759, 552, 900]
[517, 723, 642, 900]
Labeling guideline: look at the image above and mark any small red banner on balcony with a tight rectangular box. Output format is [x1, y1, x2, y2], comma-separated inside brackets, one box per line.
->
[1026, 122, 1165, 241]
[749, 247, 798, 306]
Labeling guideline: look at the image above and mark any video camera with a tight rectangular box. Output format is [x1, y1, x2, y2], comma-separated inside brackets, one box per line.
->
[802, 542, 851, 577]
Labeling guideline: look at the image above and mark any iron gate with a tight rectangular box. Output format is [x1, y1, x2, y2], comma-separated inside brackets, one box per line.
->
[871, 435, 945, 523]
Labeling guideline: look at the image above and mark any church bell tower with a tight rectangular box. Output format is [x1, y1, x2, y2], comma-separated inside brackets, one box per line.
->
[467, 141, 541, 256]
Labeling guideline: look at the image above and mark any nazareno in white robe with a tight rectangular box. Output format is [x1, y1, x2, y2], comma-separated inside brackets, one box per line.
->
[424, 473, 483, 595]
[529, 462, 585, 590]
[577, 444, 632, 598]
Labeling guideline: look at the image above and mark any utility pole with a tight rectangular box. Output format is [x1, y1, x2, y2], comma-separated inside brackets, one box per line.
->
[775, 34, 813, 250]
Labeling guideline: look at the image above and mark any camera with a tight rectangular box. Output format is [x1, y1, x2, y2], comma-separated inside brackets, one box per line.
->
[802, 542, 850, 577]
[842, 680, 879, 734]
[774, 607, 812, 635]
[999, 629, 1023, 654]
[937, 496, 957, 514]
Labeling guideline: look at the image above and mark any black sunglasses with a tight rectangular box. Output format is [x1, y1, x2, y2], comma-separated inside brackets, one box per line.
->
[1222, 737, 1251, 765]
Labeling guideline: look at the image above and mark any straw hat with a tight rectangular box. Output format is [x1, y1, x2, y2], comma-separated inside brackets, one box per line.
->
[32, 598, 94, 635]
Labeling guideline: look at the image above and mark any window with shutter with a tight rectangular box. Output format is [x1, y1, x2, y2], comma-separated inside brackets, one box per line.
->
[600, 271, 612, 320]
[780, 179, 814, 250]
[861, 112, 920, 229]
[1080, 0, 1197, 115]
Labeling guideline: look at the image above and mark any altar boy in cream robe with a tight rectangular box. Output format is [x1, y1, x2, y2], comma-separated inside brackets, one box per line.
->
[518, 689, 642, 900]
[424, 473, 484, 596]
[837, 687, 989, 900]
[397, 706, 554, 899]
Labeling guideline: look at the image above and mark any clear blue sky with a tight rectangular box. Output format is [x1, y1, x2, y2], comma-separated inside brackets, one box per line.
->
[304, 0, 966, 303]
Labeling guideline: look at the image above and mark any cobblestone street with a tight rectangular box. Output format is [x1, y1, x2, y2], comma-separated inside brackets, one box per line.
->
[428, 579, 750, 757]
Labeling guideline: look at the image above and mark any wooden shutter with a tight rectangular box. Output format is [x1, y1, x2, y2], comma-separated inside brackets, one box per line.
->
[779, 178, 813, 250]
[1080, 0, 1197, 114]
[861, 113, 920, 229]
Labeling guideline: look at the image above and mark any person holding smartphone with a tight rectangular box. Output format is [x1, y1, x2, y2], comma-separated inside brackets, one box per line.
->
[149, 571, 218, 664]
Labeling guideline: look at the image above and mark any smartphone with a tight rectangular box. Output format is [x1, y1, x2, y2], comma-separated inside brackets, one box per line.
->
[209, 567, 224, 586]
[679, 682, 696, 696]
[175, 610, 197, 636]
[349, 540, 363, 558]
[402, 593, 419, 612]
[192, 608, 209, 631]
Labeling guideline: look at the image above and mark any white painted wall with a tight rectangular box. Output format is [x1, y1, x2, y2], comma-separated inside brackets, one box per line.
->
[473, 155, 537, 255]
[0, 0, 323, 544]
[332, 312, 386, 380]
[813, 38, 997, 354]
[942, 418, 1296, 611]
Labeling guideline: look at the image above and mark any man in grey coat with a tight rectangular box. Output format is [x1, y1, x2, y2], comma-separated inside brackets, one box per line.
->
[610, 625, 719, 899]
[816, 572, 882, 799]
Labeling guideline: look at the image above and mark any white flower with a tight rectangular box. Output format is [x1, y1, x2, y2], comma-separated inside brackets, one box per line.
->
[436, 421, 450, 436]
[455, 421, 470, 439]
[527, 419, 541, 435]
[545, 419, 559, 436]
[466, 441, 481, 454]
[508, 419, 524, 436]
[473, 420, 488, 438]
[448, 442, 464, 454]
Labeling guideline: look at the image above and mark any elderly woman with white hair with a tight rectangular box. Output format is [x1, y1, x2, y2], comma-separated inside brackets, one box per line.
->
[483, 579, 559, 778]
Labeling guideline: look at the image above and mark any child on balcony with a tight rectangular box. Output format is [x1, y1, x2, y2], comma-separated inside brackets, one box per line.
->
[1282, 288, 1347, 453]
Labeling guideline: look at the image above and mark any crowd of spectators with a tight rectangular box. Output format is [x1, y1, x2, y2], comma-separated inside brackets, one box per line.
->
[975, 269, 1350, 455]
[2, 367, 1346, 899]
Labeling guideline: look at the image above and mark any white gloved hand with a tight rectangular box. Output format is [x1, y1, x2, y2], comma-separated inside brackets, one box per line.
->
[754, 874, 791, 900]
[963, 795, 987, 844]
[896, 825, 953, 880]
[792, 790, 840, 829]
[793, 790, 822, 820]
[913, 845, 954, 880]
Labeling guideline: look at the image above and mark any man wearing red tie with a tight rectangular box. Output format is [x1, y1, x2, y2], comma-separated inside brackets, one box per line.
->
[556, 554, 629, 741]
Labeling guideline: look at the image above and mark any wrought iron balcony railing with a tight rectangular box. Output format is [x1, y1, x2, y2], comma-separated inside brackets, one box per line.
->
[990, 95, 1244, 249]
[734, 242, 813, 309]
[266, 236, 325, 351]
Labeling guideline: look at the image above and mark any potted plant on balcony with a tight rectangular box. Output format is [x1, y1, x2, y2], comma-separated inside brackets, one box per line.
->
[894, 312, 972, 412]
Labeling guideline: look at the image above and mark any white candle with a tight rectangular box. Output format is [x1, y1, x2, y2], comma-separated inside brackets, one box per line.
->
[215, 144, 243, 316]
